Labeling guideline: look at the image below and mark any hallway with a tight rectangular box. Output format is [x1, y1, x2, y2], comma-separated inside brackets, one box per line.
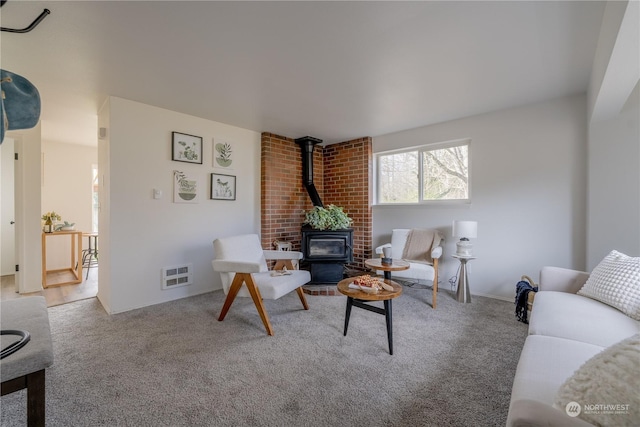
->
[0, 269, 97, 308]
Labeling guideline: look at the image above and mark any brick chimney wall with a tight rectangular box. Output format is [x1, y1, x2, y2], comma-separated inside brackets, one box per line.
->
[323, 137, 373, 269]
[261, 132, 371, 272]
[260, 133, 323, 251]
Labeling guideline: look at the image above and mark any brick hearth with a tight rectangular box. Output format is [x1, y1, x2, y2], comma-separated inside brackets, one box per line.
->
[301, 268, 371, 296]
[302, 284, 340, 296]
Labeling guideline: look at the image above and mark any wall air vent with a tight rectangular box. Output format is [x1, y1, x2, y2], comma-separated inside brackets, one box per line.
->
[162, 264, 193, 290]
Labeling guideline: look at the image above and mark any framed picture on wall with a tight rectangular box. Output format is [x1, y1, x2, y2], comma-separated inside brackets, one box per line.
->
[210, 173, 236, 200]
[212, 138, 234, 170]
[174, 170, 199, 203]
[172, 132, 202, 164]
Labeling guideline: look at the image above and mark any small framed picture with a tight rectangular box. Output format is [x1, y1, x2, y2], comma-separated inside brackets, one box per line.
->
[174, 170, 199, 203]
[172, 132, 202, 164]
[213, 138, 234, 170]
[210, 173, 236, 200]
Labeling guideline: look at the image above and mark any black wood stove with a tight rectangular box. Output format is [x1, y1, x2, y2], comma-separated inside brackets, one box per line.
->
[301, 227, 353, 284]
[295, 136, 354, 285]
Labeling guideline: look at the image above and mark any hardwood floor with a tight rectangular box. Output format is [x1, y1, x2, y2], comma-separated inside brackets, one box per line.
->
[1, 268, 98, 307]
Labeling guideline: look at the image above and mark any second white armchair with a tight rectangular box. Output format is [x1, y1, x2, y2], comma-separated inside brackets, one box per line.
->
[375, 228, 443, 308]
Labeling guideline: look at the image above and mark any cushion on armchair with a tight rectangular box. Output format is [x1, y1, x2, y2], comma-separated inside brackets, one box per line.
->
[214, 234, 268, 272]
[382, 228, 443, 264]
[402, 228, 443, 264]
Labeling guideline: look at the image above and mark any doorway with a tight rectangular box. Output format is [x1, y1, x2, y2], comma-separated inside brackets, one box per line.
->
[1, 138, 16, 288]
[0, 138, 99, 307]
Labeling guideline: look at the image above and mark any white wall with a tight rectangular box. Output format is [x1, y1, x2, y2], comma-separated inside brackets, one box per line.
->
[41, 141, 97, 269]
[41, 141, 96, 232]
[588, 82, 639, 268]
[373, 95, 587, 301]
[97, 98, 112, 311]
[587, 0, 630, 121]
[586, 0, 640, 268]
[100, 97, 260, 314]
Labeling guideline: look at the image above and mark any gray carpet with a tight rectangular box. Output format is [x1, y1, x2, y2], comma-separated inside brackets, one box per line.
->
[1, 285, 527, 426]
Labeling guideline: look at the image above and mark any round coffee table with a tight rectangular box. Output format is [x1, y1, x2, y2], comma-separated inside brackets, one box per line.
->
[364, 258, 410, 280]
[337, 277, 403, 355]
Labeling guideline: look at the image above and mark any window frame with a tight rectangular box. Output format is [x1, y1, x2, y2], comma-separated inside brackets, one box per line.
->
[374, 138, 471, 206]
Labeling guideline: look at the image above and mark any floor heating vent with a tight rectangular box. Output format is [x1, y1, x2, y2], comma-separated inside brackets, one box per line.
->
[162, 264, 193, 289]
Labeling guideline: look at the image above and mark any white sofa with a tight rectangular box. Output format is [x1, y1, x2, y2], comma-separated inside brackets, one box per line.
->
[507, 266, 640, 426]
[374, 228, 443, 308]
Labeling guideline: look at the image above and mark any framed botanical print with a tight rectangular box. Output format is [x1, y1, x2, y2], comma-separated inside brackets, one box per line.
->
[174, 170, 199, 203]
[213, 139, 234, 170]
[172, 132, 202, 164]
[210, 173, 236, 200]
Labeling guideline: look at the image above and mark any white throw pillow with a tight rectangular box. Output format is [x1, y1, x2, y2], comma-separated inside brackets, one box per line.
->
[578, 250, 640, 320]
[554, 333, 640, 426]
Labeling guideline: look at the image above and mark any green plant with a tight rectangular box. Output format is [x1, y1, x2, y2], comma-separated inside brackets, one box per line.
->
[174, 171, 195, 192]
[215, 143, 233, 167]
[178, 140, 199, 161]
[303, 205, 353, 230]
[41, 211, 61, 223]
[215, 143, 232, 161]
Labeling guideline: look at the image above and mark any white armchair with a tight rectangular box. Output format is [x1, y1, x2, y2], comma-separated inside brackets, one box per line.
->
[375, 228, 444, 308]
[212, 234, 311, 335]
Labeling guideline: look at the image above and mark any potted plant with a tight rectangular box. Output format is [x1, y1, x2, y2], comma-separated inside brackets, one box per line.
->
[302, 205, 353, 230]
[41, 211, 61, 233]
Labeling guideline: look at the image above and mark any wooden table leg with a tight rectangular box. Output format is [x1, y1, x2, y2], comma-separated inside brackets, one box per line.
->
[27, 369, 46, 427]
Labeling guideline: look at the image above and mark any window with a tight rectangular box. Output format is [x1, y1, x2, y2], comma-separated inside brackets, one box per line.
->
[376, 139, 470, 204]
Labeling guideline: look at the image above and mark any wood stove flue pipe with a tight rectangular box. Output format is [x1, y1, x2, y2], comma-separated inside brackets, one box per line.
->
[294, 136, 324, 208]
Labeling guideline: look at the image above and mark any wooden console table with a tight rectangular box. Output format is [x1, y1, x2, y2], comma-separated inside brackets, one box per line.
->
[41, 231, 83, 288]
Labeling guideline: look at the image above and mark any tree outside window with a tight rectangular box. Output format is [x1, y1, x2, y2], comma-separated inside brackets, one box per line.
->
[378, 151, 419, 203]
[376, 139, 470, 204]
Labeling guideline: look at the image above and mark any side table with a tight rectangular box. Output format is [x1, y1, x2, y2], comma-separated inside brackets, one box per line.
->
[452, 254, 476, 303]
[364, 258, 409, 280]
[41, 231, 83, 288]
[337, 278, 402, 355]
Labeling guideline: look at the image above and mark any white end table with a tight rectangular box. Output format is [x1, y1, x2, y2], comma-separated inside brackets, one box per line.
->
[452, 254, 476, 303]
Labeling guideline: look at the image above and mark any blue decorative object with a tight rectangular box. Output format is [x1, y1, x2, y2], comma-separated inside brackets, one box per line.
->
[0, 69, 41, 143]
[515, 279, 538, 324]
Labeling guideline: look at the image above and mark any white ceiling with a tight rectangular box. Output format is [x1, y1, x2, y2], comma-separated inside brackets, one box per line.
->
[1, 1, 606, 146]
